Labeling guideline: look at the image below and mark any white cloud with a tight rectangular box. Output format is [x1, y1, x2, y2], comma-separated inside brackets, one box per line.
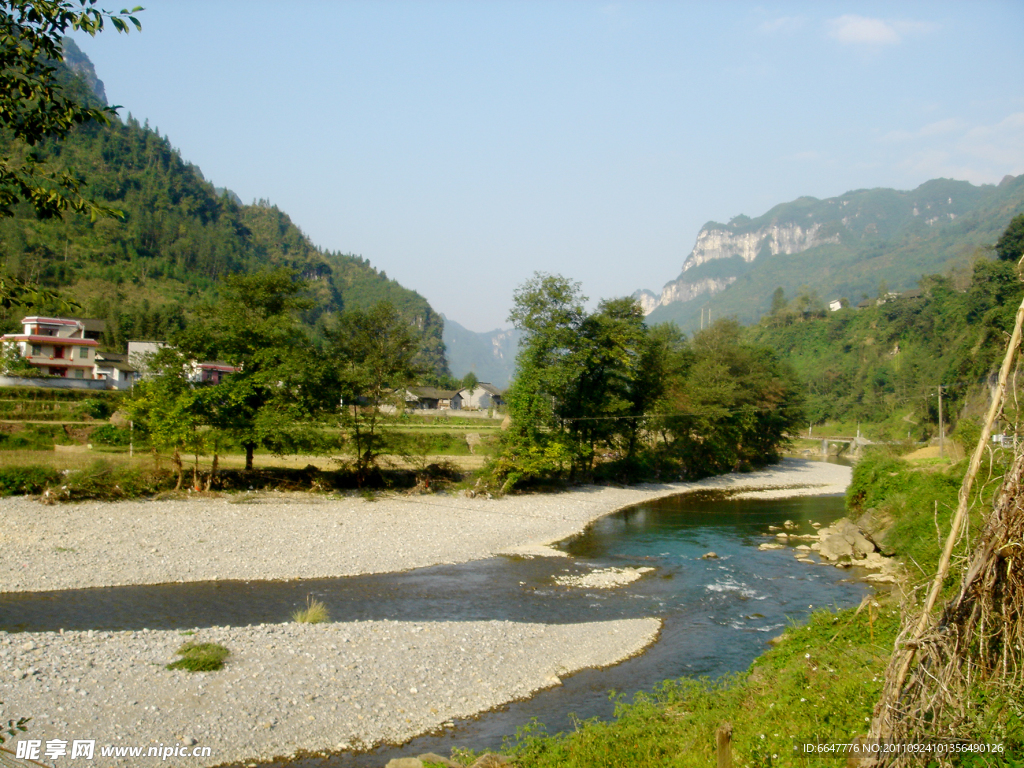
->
[892, 112, 1024, 184]
[882, 118, 965, 143]
[826, 15, 938, 46]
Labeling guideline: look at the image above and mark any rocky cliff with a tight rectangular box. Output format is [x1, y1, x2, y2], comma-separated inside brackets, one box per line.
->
[639, 176, 1024, 325]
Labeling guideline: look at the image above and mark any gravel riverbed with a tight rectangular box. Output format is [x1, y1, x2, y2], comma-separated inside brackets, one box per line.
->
[0, 459, 850, 594]
[0, 459, 851, 766]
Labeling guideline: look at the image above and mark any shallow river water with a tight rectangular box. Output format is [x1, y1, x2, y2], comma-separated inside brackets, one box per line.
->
[0, 489, 870, 766]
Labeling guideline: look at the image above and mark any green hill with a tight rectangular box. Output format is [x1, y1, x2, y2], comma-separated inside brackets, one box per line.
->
[645, 176, 1024, 333]
[0, 40, 448, 375]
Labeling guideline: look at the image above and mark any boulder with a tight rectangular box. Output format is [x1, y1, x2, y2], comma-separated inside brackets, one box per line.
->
[386, 759, 423, 768]
[417, 754, 462, 768]
[818, 533, 854, 561]
[701, 551, 719, 559]
[758, 542, 784, 551]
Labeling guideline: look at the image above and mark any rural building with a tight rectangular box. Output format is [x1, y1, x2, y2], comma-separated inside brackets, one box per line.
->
[403, 386, 462, 410]
[0, 316, 99, 380]
[458, 382, 504, 411]
[92, 351, 139, 390]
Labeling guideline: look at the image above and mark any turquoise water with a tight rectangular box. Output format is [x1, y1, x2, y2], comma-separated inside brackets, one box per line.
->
[0, 488, 869, 766]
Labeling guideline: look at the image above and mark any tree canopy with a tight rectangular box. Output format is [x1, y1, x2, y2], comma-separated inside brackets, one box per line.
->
[0, 0, 141, 220]
[493, 272, 804, 491]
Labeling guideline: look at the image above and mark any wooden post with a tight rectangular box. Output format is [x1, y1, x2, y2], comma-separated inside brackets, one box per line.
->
[716, 721, 732, 768]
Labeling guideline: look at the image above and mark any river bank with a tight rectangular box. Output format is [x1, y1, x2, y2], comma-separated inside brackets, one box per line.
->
[0, 458, 849, 593]
[0, 459, 852, 767]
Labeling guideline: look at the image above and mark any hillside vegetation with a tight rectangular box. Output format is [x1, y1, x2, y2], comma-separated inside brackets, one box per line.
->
[0, 40, 448, 374]
[647, 176, 1024, 334]
[744, 252, 1023, 438]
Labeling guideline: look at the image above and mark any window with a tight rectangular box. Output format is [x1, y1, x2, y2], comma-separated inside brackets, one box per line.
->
[31, 344, 41, 356]
[54, 346, 65, 359]
[79, 347, 89, 359]
[74, 369, 84, 379]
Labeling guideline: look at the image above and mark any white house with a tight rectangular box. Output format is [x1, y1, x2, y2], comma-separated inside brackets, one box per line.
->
[0, 316, 99, 380]
[458, 382, 504, 411]
[92, 351, 138, 390]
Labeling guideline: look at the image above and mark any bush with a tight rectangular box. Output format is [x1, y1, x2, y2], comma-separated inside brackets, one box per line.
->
[0, 465, 61, 496]
[89, 424, 132, 446]
[73, 398, 110, 420]
[56, 460, 171, 500]
[166, 642, 229, 672]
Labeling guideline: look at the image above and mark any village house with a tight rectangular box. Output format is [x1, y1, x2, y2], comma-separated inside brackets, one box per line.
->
[92, 351, 139, 390]
[1, 316, 100, 380]
[457, 382, 504, 411]
[403, 386, 462, 410]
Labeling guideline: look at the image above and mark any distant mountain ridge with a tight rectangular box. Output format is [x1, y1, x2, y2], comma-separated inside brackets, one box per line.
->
[442, 316, 522, 389]
[641, 175, 1024, 331]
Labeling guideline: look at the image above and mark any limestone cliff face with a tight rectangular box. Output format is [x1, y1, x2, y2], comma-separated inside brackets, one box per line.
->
[640, 221, 839, 315]
[684, 222, 838, 272]
[659, 276, 737, 306]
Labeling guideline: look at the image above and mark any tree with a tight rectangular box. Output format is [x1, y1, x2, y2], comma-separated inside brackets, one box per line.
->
[126, 347, 205, 490]
[330, 300, 419, 480]
[176, 268, 331, 471]
[995, 213, 1024, 263]
[0, 0, 141, 220]
[495, 273, 587, 489]
[769, 286, 786, 315]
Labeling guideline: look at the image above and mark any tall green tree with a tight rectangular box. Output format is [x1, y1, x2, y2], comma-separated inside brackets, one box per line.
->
[330, 300, 419, 480]
[177, 268, 331, 470]
[126, 346, 204, 491]
[995, 213, 1024, 262]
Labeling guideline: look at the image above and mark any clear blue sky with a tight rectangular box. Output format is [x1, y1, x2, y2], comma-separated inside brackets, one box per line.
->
[72, 1, 1024, 332]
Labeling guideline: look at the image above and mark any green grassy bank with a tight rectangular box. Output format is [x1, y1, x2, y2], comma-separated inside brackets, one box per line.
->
[453, 450, 1022, 768]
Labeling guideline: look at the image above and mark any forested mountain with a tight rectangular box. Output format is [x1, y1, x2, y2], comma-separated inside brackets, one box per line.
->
[441, 315, 522, 388]
[642, 176, 1024, 333]
[745, 252, 1023, 438]
[0, 40, 448, 375]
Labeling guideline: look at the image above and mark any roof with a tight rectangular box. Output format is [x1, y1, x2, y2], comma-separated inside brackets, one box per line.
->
[0, 334, 99, 346]
[96, 351, 128, 362]
[67, 317, 107, 333]
[407, 386, 460, 400]
[95, 360, 137, 373]
[463, 382, 504, 396]
[20, 316, 82, 327]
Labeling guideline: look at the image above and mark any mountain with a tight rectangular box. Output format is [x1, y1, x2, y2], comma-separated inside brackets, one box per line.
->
[0, 42, 449, 375]
[641, 176, 1024, 332]
[442, 316, 522, 389]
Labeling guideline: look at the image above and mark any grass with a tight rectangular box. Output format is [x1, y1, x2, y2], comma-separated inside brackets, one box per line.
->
[292, 596, 330, 624]
[505, 605, 900, 768]
[492, 449, 1023, 767]
[166, 642, 229, 672]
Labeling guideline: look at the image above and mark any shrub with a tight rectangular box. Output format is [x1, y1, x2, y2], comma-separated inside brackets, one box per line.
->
[166, 642, 229, 672]
[0, 465, 61, 496]
[89, 424, 132, 446]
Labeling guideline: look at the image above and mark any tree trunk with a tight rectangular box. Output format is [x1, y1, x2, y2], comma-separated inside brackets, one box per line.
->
[205, 450, 219, 492]
[172, 448, 183, 491]
[244, 442, 255, 471]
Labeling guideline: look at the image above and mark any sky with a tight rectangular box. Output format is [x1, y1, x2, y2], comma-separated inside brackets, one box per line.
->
[71, 1, 1024, 333]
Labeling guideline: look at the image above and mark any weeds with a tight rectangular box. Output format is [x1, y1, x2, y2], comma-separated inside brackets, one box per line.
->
[166, 642, 229, 672]
[292, 596, 330, 624]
